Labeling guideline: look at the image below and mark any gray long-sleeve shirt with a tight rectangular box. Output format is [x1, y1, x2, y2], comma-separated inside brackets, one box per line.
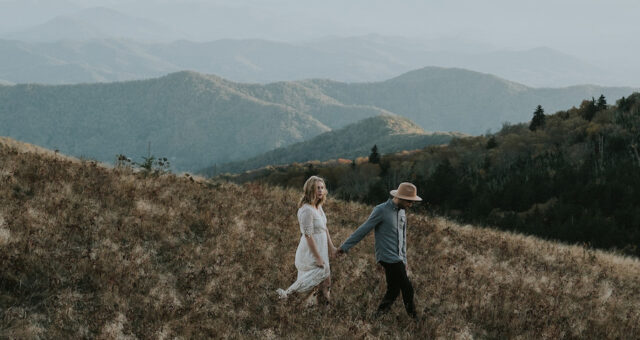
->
[340, 199, 407, 264]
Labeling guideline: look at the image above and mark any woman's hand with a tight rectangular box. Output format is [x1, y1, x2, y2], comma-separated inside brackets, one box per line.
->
[315, 258, 325, 268]
[329, 246, 338, 259]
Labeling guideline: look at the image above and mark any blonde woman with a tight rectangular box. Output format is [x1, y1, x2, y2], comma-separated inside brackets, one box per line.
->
[277, 176, 337, 304]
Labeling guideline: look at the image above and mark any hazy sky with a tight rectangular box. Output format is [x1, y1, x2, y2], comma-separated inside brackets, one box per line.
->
[74, 1, 639, 47]
[1, 0, 639, 67]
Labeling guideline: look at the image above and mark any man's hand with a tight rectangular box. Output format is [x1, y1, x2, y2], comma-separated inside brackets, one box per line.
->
[336, 248, 346, 257]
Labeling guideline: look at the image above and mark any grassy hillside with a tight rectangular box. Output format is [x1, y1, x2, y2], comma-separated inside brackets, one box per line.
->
[206, 115, 461, 175]
[1, 138, 639, 338]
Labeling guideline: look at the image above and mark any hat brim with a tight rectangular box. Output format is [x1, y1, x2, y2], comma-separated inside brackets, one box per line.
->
[390, 190, 422, 201]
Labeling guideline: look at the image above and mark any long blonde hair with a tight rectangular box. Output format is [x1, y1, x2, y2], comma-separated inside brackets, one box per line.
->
[298, 176, 328, 208]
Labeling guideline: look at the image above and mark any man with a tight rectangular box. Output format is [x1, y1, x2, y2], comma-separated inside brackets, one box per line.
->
[337, 182, 421, 318]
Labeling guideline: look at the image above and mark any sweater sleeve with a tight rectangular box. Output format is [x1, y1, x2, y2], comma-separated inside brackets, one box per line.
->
[339, 206, 382, 253]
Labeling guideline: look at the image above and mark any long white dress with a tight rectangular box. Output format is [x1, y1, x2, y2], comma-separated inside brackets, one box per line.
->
[277, 204, 330, 298]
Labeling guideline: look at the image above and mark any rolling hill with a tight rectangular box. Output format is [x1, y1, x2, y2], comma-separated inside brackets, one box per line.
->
[0, 67, 636, 171]
[301, 67, 636, 134]
[0, 71, 387, 171]
[207, 115, 462, 175]
[0, 71, 331, 171]
[1, 138, 639, 338]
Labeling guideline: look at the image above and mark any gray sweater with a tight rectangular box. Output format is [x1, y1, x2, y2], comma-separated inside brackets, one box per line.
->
[340, 199, 407, 264]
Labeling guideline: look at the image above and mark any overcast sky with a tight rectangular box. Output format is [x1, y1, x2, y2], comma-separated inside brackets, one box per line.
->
[1, 0, 639, 69]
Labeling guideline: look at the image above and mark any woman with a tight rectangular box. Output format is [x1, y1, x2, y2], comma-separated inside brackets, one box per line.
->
[277, 176, 337, 304]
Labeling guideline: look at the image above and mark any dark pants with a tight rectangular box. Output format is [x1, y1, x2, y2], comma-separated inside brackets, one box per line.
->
[377, 261, 416, 317]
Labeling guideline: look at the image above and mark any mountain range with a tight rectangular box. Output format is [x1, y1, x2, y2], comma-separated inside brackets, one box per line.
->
[0, 67, 636, 171]
[0, 27, 627, 87]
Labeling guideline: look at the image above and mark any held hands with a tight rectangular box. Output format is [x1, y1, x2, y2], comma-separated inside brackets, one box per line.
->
[327, 247, 345, 262]
[335, 247, 346, 259]
[329, 246, 338, 259]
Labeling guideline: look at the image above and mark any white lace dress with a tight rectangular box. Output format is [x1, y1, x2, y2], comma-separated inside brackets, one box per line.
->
[277, 204, 330, 298]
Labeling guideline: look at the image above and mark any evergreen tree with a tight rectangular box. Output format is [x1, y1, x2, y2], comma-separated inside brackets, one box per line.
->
[596, 94, 607, 111]
[617, 96, 628, 112]
[529, 105, 546, 131]
[581, 97, 597, 121]
[369, 144, 381, 164]
[486, 136, 498, 149]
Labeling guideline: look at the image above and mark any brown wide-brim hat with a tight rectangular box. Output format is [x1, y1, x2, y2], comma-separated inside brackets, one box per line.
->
[390, 182, 422, 201]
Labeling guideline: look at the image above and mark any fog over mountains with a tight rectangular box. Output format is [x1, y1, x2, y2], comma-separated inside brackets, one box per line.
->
[1, 0, 639, 87]
[3, 7, 187, 42]
[0, 35, 618, 87]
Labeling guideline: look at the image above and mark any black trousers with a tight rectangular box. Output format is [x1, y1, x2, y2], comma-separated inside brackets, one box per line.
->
[377, 261, 416, 317]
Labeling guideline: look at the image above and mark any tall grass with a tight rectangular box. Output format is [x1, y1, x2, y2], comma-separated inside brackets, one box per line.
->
[1, 138, 639, 339]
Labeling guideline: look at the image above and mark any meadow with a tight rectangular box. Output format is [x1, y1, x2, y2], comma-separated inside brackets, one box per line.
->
[1, 138, 639, 339]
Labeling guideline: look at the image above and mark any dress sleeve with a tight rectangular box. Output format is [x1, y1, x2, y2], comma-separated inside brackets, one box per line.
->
[298, 206, 314, 236]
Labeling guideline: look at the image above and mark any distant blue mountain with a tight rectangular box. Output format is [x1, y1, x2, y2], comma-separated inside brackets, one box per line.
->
[0, 34, 627, 87]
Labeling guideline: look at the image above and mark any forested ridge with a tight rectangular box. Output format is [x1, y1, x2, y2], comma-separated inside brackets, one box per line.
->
[224, 93, 640, 256]
[204, 115, 462, 175]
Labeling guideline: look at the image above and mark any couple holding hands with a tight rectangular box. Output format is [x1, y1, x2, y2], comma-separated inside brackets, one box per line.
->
[277, 176, 421, 318]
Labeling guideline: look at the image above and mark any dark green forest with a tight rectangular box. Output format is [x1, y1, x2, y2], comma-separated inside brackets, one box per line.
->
[224, 93, 640, 256]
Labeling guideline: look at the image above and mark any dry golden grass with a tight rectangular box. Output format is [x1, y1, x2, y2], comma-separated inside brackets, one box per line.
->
[1, 138, 640, 339]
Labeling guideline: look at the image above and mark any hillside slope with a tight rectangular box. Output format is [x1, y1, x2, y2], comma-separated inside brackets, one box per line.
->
[206, 115, 461, 175]
[1, 138, 638, 339]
